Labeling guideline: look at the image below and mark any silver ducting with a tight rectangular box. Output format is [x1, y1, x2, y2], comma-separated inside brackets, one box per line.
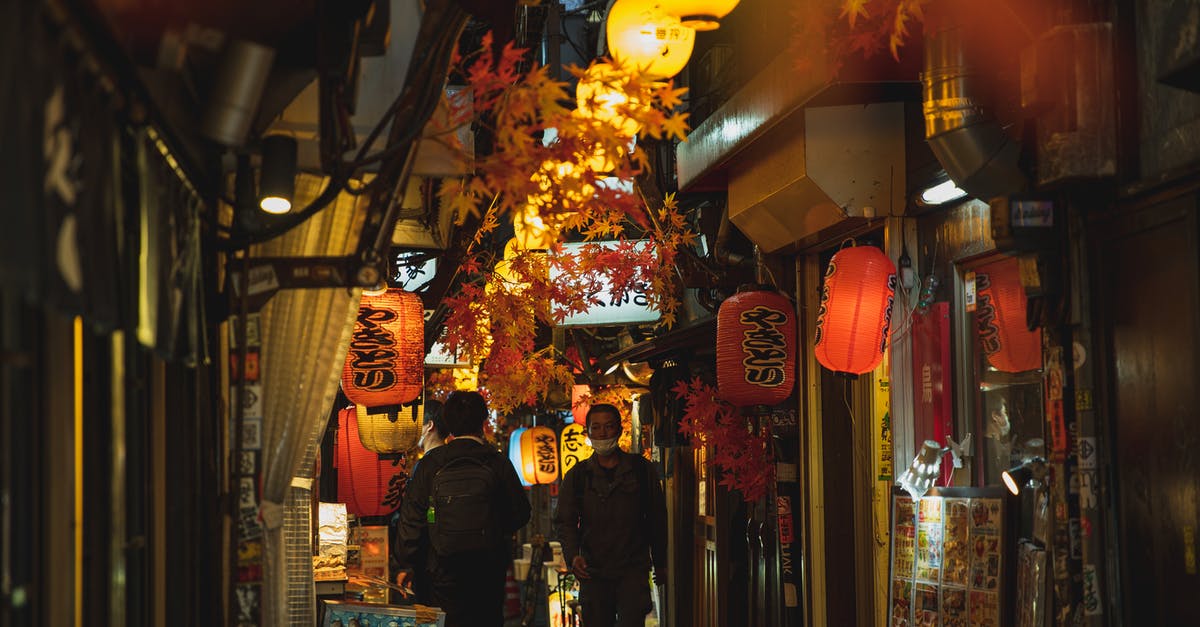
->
[922, 24, 1025, 198]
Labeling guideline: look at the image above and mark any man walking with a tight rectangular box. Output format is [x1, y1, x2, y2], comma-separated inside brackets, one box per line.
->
[554, 403, 668, 627]
[394, 391, 531, 626]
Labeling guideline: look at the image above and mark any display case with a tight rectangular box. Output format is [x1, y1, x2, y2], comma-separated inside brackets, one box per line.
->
[888, 487, 1015, 627]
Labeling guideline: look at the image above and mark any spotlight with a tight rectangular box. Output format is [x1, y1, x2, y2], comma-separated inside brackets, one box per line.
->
[896, 435, 973, 501]
[1002, 457, 1047, 495]
[259, 134, 297, 214]
[897, 440, 944, 502]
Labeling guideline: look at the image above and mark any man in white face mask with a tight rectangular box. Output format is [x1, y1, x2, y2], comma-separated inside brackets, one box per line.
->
[553, 404, 668, 627]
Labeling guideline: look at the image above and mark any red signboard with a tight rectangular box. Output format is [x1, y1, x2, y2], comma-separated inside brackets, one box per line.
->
[911, 302, 953, 485]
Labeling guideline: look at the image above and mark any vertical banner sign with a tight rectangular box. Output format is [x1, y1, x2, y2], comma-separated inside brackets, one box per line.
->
[911, 302, 952, 484]
[877, 377, 893, 481]
[230, 312, 263, 626]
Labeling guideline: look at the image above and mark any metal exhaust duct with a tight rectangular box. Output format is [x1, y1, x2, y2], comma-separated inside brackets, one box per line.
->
[202, 39, 276, 146]
[922, 23, 1025, 199]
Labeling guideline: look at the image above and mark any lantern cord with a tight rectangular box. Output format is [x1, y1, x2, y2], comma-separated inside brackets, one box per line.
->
[843, 379, 888, 548]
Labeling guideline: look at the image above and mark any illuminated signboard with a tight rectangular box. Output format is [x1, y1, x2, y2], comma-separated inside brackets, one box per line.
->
[552, 240, 661, 327]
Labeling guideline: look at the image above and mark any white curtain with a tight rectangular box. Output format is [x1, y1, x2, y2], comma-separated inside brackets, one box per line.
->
[251, 174, 366, 625]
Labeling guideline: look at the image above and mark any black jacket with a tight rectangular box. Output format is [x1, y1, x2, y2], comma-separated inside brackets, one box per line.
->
[394, 438, 531, 579]
[554, 451, 668, 579]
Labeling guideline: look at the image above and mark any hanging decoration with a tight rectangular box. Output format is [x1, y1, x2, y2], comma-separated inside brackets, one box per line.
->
[605, 0, 696, 79]
[560, 422, 593, 476]
[814, 244, 897, 376]
[716, 286, 796, 407]
[342, 289, 424, 409]
[674, 377, 774, 502]
[789, 0, 933, 77]
[434, 33, 694, 414]
[517, 425, 560, 485]
[335, 406, 407, 518]
[355, 400, 423, 455]
[576, 62, 647, 137]
[975, 256, 1041, 373]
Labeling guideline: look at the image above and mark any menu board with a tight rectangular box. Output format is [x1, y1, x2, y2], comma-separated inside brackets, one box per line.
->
[889, 489, 1007, 627]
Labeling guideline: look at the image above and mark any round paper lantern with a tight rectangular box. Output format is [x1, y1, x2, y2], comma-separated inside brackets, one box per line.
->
[606, 0, 696, 80]
[658, 0, 741, 30]
[559, 422, 593, 476]
[356, 400, 423, 455]
[576, 62, 646, 137]
[814, 245, 897, 375]
[513, 205, 552, 250]
[571, 384, 591, 425]
[335, 406, 405, 518]
[976, 257, 1041, 373]
[342, 289, 423, 410]
[508, 428, 531, 487]
[716, 286, 797, 407]
[518, 426, 560, 485]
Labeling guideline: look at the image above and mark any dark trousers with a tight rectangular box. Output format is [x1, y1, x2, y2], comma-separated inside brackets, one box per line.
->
[579, 570, 652, 627]
[427, 564, 506, 627]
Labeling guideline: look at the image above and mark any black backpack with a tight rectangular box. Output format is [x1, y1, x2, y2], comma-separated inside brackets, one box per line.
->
[429, 454, 498, 557]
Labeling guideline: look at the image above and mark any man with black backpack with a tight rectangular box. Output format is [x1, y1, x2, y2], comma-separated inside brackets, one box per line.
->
[554, 404, 668, 627]
[394, 391, 531, 626]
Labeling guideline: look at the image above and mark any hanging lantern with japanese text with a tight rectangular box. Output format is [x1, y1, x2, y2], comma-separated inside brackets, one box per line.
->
[518, 426, 560, 485]
[342, 289, 424, 409]
[356, 399, 423, 455]
[716, 286, 796, 407]
[976, 256, 1041, 373]
[508, 428, 531, 487]
[606, 0, 696, 80]
[559, 422, 593, 475]
[335, 406, 405, 518]
[814, 245, 897, 376]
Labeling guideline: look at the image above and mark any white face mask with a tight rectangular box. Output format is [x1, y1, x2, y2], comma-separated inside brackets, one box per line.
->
[590, 436, 619, 456]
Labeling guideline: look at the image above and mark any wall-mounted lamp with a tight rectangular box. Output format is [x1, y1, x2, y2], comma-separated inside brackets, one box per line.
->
[1002, 456, 1047, 495]
[897, 434, 972, 501]
[258, 134, 297, 214]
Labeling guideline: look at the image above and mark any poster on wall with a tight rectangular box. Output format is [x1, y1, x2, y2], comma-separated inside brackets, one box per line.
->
[888, 488, 1008, 627]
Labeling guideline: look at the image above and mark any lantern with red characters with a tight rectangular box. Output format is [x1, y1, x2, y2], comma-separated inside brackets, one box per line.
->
[335, 406, 405, 518]
[342, 289, 424, 410]
[975, 256, 1041, 373]
[814, 244, 897, 376]
[716, 285, 796, 407]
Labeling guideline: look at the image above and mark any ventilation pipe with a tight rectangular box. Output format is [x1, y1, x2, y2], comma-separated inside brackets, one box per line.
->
[922, 20, 1025, 198]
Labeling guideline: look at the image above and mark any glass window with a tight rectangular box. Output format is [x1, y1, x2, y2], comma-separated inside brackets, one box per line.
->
[964, 255, 1046, 486]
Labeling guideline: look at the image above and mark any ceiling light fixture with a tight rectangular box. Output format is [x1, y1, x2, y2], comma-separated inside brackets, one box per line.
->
[919, 178, 969, 206]
[259, 134, 297, 214]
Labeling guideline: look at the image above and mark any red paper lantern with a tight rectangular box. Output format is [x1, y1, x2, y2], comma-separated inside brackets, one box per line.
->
[976, 257, 1041, 373]
[571, 384, 591, 425]
[717, 286, 796, 407]
[518, 426, 559, 485]
[342, 289, 423, 410]
[335, 406, 404, 518]
[814, 245, 897, 375]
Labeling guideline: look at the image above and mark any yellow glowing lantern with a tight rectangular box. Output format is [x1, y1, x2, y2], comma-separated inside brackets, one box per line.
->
[606, 0, 696, 80]
[658, 0, 741, 31]
[519, 425, 559, 484]
[355, 400, 423, 454]
[513, 205, 553, 251]
[576, 63, 645, 138]
[452, 366, 479, 391]
[559, 422, 593, 476]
